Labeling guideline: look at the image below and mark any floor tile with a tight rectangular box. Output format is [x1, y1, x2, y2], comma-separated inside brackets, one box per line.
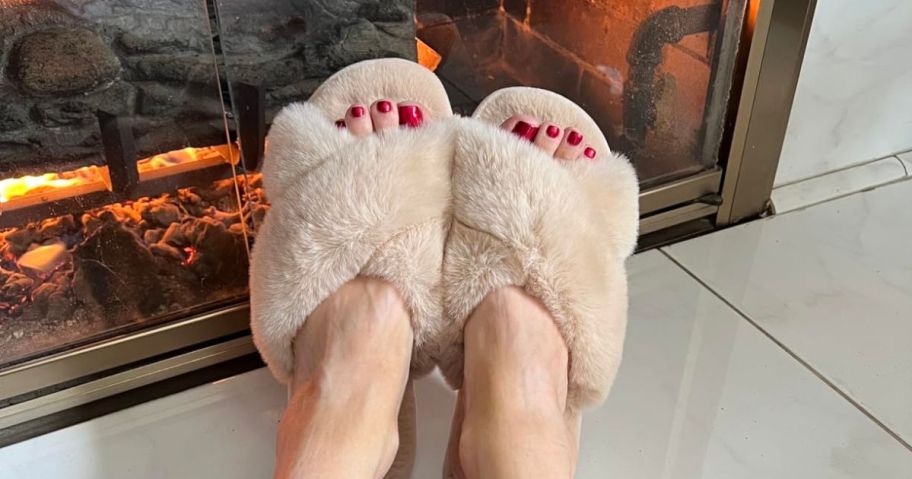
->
[578, 251, 912, 478]
[0, 369, 286, 478]
[666, 179, 912, 445]
[2, 252, 911, 478]
[770, 156, 906, 213]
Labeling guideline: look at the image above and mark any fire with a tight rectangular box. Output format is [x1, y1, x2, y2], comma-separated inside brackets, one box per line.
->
[417, 38, 442, 72]
[0, 167, 103, 203]
[138, 147, 202, 173]
[0, 145, 235, 206]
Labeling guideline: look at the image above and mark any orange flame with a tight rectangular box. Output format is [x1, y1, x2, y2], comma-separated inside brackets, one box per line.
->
[0, 146, 233, 205]
[417, 38, 442, 72]
[0, 166, 104, 203]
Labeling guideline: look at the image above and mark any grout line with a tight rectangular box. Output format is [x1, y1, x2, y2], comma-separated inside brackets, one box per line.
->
[657, 249, 912, 453]
[773, 174, 912, 218]
[774, 153, 909, 189]
[897, 155, 910, 177]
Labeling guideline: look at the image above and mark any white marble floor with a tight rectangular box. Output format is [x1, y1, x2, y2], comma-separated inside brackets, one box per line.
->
[2, 180, 912, 478]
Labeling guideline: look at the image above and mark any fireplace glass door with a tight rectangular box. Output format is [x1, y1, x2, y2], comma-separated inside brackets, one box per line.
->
[416, 0, 747, 187]
[0, 1, 255, 367]
[0, 0, 751, 387]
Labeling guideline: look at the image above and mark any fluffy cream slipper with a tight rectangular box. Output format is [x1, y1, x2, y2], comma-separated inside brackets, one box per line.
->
[249, 58, 454, 479]
[438, 87, 640, 411]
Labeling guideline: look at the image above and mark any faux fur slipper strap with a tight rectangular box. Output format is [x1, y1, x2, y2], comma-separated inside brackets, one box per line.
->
[250, 59, 454, 385]
[438, 87, 640, 411]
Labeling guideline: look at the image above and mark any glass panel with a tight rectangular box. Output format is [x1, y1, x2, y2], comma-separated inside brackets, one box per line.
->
[416, 0, 747, 186]
[0, 1, 250, 366]
[212, 0, 418, 234]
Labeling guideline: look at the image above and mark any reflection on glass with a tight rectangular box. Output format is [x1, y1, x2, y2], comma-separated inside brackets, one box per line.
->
[416, 0, 747, 186]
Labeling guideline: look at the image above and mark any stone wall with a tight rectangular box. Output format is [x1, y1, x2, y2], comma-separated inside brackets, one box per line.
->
[0, 0, 416, 176]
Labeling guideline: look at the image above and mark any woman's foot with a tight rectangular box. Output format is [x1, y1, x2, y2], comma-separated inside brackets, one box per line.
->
[273, 277, 413, 479]
[447, 114, 589, 479]
[335, 100, 426, 136]
[458, 286, 577, 479]
[500, 114, 599, 161]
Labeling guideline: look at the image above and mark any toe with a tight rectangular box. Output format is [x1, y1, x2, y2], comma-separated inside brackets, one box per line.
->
[533, 123, 562, 156]
[345, 104, 372, 137]
[501, 115, 540, 142]
[371, 99, 399, 132]
[555, 128, 585, 161]
[398, 102, 426, 128]
[580, 145, 598, 161]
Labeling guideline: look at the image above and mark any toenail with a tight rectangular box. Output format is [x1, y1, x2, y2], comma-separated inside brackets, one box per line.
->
[351, 106, 365, 117]
[568, 131, 583, 146]
[584, 147, 597, 159]
[335, 120, 346, 128]
[398, 105, 423, 128]
[377, 100, 393, 113]
[512, 121, 539, 141]
[546, 125, 561, 138]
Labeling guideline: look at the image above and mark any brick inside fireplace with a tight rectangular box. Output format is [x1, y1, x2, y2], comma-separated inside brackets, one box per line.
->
[417, 0, 742, 184]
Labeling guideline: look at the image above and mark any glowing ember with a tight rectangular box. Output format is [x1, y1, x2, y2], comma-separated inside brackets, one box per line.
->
[181, 246, 198, 267]
[417, 38, 442, 72]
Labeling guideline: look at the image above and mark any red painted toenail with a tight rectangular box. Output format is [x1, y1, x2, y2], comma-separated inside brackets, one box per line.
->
[377, 100, 393, 113]
[351, 106, 365, 117]
[584, 147, 597, 159]
[568, 131, 583, 146]
[398, 105, 423, 128]
[512, 121, 539, 141]
[546, 125, 560, 138]
[335, 120, 346, 128]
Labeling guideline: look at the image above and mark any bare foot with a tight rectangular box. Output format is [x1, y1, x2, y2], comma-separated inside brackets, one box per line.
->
[446, 114, 593, 479]
[274, 277, 412, 479]
[273, 100, 427, 479]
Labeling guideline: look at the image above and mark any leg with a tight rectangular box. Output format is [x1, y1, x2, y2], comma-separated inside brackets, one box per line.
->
[272, 100, 430, 478]
[273, 277, 413, 479]
[458, 286, 579, 479]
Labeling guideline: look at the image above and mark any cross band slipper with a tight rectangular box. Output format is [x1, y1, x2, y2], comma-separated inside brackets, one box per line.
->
[250, 58, 456, 479]
[251, 58, 454, 383]
[438, 87, 640, 411]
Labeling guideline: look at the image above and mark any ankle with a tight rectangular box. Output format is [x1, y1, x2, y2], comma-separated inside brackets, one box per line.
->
[278, 382, 402, 479]
[458, 410, 575, 479]
[290, 277, 413, 393]
[463, 286, 569, 410]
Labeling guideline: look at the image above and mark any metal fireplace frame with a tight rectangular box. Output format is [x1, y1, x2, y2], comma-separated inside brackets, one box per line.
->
[0, 0, 817, 439]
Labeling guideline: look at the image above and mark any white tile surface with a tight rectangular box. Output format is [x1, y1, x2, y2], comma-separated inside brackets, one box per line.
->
[4, 252, 911, 478]
[775, 0, 912, 186]
[771, 156, 907, 213]
[666, 180, 912, 445]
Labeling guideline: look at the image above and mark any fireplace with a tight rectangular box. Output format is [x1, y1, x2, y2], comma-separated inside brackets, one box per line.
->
[416, 0, 744, 187]
[0, 0, 816, 436]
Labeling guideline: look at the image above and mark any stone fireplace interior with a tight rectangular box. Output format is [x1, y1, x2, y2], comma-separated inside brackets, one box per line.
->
[0, 0, 752, 403]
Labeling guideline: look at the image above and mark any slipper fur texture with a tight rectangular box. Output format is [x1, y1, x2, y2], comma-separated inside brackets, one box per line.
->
[250, 101, 456, 384]
[437, 98, 639, 411]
